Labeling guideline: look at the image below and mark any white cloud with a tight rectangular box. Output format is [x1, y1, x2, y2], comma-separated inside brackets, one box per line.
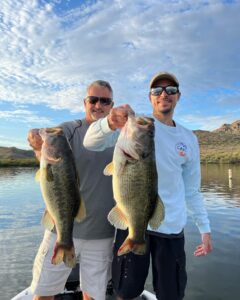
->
[178, 114, 238, 131]
[0, 134, 31, 150]
[0, 0, 239, 128]
[0, 109, 52, 125]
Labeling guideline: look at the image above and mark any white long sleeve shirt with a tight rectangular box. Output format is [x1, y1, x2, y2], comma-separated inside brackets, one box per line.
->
[83, 117, 211, 235]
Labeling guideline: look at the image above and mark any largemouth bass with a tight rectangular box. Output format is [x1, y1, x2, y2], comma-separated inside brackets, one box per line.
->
[104, 115, 164, 256]
[30, 127, 85, 268]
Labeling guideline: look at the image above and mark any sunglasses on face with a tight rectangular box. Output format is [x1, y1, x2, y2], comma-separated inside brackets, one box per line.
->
[150, 86, 179, 96]
[85, 96, 113, 106]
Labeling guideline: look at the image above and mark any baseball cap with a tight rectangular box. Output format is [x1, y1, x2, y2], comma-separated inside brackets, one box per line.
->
[149, 72, 179, 88]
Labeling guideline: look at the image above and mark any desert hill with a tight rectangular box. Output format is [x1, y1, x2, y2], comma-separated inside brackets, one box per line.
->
[194, 120, 240, 163]
[0, 146, 35, 159]
[0, 147, 37, 166]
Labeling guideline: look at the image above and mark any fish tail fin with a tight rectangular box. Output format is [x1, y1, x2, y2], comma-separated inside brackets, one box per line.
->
[132, 242, 147, 255]
[63, 247, 76, 268]
[117, 237, 133, 256]
[51, 244, 76, 268]
[117, 238, 147, 256]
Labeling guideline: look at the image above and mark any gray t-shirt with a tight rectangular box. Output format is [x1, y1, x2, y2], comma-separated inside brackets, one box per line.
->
[61, 119, 115, 240]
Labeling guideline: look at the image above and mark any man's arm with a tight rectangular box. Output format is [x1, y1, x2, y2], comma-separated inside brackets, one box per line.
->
[83, 104, 134, 151]
[183, 134, 213, 256]
[83, 117, 119, 151]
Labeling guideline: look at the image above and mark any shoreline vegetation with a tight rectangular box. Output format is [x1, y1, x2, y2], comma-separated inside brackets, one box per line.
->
[1, 157, 240, 168]
[0, 158, 39, 167]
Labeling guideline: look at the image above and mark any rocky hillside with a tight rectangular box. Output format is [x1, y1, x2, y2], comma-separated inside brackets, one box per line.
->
[194, 120, 240, 163]
[213, 120, 240, 134]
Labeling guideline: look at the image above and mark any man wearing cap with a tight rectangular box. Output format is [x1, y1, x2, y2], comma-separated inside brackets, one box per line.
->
[84, 72, 213, 300]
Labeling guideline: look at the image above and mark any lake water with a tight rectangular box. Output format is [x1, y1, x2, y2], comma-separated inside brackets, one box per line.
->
[0, 165, 240, 300]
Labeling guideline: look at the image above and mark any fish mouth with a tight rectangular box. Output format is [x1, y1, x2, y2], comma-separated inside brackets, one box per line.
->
[132, 116, 155, 136]
[44, 127, 63, 134]
[39, 127, 63, 138]
[135, 116, 154, 126]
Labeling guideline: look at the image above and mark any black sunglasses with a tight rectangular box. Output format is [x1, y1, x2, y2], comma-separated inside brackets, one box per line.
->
[150, 86, 179, 96]
[85, 96, 113, 106]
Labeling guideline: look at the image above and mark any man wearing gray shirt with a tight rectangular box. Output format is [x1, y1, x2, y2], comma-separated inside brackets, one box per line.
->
[28, 80, 115, 300]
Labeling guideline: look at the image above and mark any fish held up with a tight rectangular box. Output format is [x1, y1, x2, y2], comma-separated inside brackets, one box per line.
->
[29, 127, 86, 268]
[104, 115, 164, 256]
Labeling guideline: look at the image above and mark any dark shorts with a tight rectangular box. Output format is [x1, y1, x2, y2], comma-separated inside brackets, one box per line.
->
[149, 232, 187, 300]
[112, 229, 150, 299]
[112, 230, 187, 300]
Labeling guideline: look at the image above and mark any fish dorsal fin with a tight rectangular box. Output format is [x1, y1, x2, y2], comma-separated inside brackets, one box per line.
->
[149, 195, 165, 230]
[35, 169, 41, 182]
[107, 205, 128, 230]
[103, 162, 114, 176]
[75, 198, 86, 222]
[41, 209, 55, 230]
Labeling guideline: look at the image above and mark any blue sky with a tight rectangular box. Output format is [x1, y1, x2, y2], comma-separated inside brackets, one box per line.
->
[0, 0, 240, 149]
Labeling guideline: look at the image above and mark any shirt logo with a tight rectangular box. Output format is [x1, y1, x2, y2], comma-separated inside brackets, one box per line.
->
[175, 142, 187, 157]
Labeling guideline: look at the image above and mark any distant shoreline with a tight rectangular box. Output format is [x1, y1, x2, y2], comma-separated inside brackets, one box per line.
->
[0, 159, 39, 167]
[0, 158, 240, 167]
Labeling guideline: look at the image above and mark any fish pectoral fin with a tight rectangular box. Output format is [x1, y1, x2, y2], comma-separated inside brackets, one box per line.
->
[107, 206, 128, 230]
[35, 169, 41, 182]
[149, 195, 165, 230]
[75, 198, 86, 222]
[41, 209, 55, 230]
[103, 162, 114, 176]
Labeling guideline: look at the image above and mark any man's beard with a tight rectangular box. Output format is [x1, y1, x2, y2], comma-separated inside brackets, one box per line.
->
[160, 107, 172, 115]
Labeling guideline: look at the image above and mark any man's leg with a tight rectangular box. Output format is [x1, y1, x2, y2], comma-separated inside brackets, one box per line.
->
[31, 230, 72, 298]
[112, 230, 150, 300]
[76, 237, 114, 300]
[150, 234, 187, 300]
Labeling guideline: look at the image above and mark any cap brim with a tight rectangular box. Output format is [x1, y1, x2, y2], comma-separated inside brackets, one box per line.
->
[150, 73, 179, 88]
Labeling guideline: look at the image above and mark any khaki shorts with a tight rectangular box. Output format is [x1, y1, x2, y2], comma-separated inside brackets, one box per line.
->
[31, 230, 113, 300]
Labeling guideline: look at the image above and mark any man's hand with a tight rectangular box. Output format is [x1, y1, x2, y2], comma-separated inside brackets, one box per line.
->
[194, 233, 213, 256]
[107, 104, 135, 130]
[28, 129, 43, 161]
